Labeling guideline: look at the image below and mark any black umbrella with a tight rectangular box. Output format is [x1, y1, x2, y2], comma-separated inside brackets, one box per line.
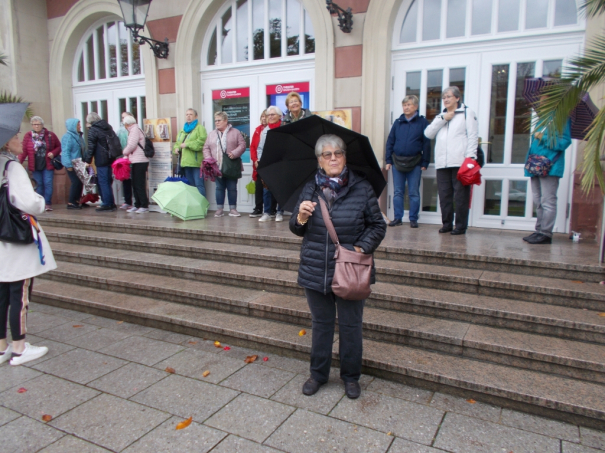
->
[257, 115, 386, 211]
[0, 103, 29, 149]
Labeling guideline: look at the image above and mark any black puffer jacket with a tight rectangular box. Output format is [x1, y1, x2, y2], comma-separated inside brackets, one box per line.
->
[84, 120, 115, 167]
[289, 170, 386, 295]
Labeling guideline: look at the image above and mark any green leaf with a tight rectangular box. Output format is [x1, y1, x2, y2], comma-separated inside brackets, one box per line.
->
[0, 91, 33, 120]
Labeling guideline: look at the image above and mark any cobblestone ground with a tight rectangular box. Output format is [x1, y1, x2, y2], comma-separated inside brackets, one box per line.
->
[2, 302, 605, 453]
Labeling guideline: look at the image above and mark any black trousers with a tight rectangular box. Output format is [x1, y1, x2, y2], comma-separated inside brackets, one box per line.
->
[131, 162, 149, 208]
[437, 167, 471, 231]
[254, 178, 264, 212]
[66, 168, 83, 205]
[123, 179, 133, 205]
[305, 288, 364, 383]
[0, 279, 33, 341]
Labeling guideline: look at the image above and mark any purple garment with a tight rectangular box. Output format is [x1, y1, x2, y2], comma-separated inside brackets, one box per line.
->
[201, 157, 222, 182]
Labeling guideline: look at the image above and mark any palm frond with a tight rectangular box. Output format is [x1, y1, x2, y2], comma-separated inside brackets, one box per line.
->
[579, 107, 605, 194]
[0, 91, 33, 119]
[580, 0, 605, 18]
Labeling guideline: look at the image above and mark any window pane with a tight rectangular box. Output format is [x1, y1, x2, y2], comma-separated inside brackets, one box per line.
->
[252, 0, 264, 59]
[130, 97, 138, 122]
[107, 22, 117, 78]
[484, 180, 502, 215]
[525, 0, 548, 29]
[100, 100, 108, 121]
[508, 180, 527, 217]
[132, 41, 141, 75]
[446, 0, 466, 38]
[511, 62, 535, 163]
[426, 69, 443, 122]
[423, 0, 441, 41]
[422, 178, 438, 212]
[554, 0, 577, 26]
[406, 71, 421, 99]
[269, 0, 281, 58]
[543, 59, 562, 78]
[400, 0, 418, 43]
[96, 26, 106, 79]
[119, 98, 127, 119]
[237, 0, 249, 61]
[488, 64, 509, 164]
[81, 102, 89, 142]
[471, 0, 492, 35]
[91, 101, 98, 113]
[86, 35, 95, 81]
[77, 53, 85, 82]
[222, 7, 233, 64]
[286, 0, 299, 55]
[208, 28, 218, 65]
[304, 9, 315, 53]
[449, 67, 466, 103]
[140, 97, 147, 121]
[498, 0, 519, 32]
[118, 22, 129, 76]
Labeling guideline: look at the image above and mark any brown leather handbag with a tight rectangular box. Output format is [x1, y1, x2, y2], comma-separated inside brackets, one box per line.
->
[318, 198, 373, 300]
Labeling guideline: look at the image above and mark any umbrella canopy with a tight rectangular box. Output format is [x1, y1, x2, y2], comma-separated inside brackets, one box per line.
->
[151, 181, 209, 221]
[257, 115, 386, 211]
[0, 103, 29, 149]
[522, 77, 598, 140]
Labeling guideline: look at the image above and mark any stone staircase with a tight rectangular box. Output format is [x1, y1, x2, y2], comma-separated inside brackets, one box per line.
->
[33, 214, 605, 429]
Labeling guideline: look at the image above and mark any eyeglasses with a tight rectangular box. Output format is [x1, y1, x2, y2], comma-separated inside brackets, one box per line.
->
[31, 123, 42, 127]
[442, 95, 456, 100]
[321, 150, 345, 159]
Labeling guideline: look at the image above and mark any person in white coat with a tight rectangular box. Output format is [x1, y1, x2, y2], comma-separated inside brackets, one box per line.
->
[0, 132, 57, 366]
[424, 86, 478, 235]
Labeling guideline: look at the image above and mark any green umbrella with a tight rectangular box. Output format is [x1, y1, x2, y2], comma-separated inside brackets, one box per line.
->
[151, 181, 209, 221]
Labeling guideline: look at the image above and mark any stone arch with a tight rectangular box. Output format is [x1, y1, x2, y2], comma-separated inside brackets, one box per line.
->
[174, 0, 334, 127]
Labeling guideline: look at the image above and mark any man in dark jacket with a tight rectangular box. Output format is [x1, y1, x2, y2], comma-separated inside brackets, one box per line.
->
[385, 95, 430, 228]
[83, 112, 117, 211]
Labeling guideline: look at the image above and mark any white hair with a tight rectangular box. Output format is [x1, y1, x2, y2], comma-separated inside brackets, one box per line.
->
[315, 134, 346, 158]
[123, 116, 137, 126]
[86, 112, 102, 124]
[30, 116, 44, 126]
[266, 105, 283, 117]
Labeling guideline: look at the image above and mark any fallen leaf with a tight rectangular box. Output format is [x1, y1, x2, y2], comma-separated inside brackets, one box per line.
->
[466, 399, 476, 404]
[214, 341, 221, 348]
[299, 329, 306, 336]
[42, 415, 52, 422]
[599, 313, 605, 317]
[223, 346, 231, 351]
[387, 432, 393, 436]
[202, 370, 210, 377]
[571, 280, 584, 284]
[244, 355, 259, 363]
[600, 281, 605, 285]
[263, 357, 269, 362]
[187, 341, 198, 345]
[17, 388, 27, 394]
[72, 325, 83, 328]
[165, 367, 176, 374]
[175, 416, 192, 430]
[117, 321, 124, 324]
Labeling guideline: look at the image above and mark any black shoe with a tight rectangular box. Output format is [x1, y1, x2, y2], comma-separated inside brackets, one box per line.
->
[410, 221, 418, 228]
[96, 204, 117, 212]
[388, 219, 403, 227]
[344, 381, 361, 399]
[80, 203, 90, 208]
[523, 232, 539, 242]
[527, 233, 552, 244]
[451, 229, 466, 235]
[249, 209, 263, 218]
[67, 203, 82, 210]
[302, 377, 324, 396]
[439, 226, 453, 233]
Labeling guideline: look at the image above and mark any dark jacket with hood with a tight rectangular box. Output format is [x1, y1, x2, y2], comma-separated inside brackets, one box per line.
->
[289, 170, 386, 295]
[385, 112, 431, 169]
[84, 119, 116, 167]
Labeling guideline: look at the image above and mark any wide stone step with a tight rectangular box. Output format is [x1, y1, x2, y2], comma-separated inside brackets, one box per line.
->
[44, 261, 605, 384]
[47, 240, 605, 312]
[30, 279, 605, 428]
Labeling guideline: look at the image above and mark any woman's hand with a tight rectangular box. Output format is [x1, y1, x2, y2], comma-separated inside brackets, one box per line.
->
[254, 161, 259, 168]
[443, 111, 455, 121]
[180, 142, 187, 149]
[67, 168, 73, 172]
[48, 153, 54, 159]
[227, 152, 235, 159]
[354, 246, 363, 253]
[298, 201, 317, 223]
[385, 164, 392, 171]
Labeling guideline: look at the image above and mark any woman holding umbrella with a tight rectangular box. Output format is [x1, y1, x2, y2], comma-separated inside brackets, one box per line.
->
[289, 134, 386, 399]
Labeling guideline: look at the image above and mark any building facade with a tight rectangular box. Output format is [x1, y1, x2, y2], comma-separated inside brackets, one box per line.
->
[1, 0, 604, 235]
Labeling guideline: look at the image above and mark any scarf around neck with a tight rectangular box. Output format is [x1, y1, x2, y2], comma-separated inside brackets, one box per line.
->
[316, 166, 349, 203]
[183, 119, 198, 134]
[32, 129, 47, 155]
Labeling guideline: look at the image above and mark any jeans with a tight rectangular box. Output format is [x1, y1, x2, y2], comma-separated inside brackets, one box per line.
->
[131, 162, 149, 208]
[392, 164, 422, 221]
[215, 176, 238, 208]
[531, 176, 560, 237]
[437, 167, 470, 231]
[66, 169, 83, 205]
[32, 169, 54, 205]
[96, 166, 115, 207]
[183, 167, 206, 198]
[123, 179, 132, 205]
[305, 288, 365, 383]
[263, 188, 281, 214]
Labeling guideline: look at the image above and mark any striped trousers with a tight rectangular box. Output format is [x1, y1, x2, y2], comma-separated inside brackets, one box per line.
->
[0, 279, 33, 341]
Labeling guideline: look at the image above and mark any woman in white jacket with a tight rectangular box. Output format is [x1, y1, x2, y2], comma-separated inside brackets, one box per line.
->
[0, 131, 57, 366]
[424, 86, 478, 235]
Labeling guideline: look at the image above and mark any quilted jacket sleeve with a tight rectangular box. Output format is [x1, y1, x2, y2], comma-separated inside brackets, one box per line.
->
[354, 182, 386, 254]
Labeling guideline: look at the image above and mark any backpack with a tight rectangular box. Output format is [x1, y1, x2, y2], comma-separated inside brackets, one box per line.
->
[138, 137, 155, 158]
[105, 131, 123, 159]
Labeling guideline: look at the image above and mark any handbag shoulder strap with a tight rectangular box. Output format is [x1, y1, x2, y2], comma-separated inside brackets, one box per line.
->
[318, 197, 339, 246]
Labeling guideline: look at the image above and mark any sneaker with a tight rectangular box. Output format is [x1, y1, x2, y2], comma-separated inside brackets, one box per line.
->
[0, 343, 12, 365]
[215, 209, 224, 217]
[45, 205, 53, 211]
[120, 204, 132, 210]
[259, 213, 271, 222]
[269, 212, 277, 218]
[527, 233, 552, 244]
[275, 213, 284, 222]
[523, 232, 540, 242]
[249, 209, 262, 218]
[136, 208, 149, 213]
[67, 203, 82, 210]
[229, 209, 241, 217]
[127, 206, 138, 213]
[10, 343, 48, 366]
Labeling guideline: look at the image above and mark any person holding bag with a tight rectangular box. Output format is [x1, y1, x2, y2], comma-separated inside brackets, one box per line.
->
[385, 95, 430, 228]
[289, 134, 386, 400]
[60, 118, 85, 210]
[122, 115, 150, 213]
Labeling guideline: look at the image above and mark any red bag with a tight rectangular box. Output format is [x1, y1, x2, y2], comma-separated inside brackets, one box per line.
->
[457, 158, 482, 186]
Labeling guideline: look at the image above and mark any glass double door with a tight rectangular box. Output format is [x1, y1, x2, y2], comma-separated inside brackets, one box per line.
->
[390, 43, 580, 232]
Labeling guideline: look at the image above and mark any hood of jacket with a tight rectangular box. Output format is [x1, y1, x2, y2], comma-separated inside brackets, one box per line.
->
[66, 118, 80, 134]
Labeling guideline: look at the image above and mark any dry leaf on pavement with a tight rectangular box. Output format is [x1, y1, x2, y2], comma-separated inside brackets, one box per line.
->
[571, 280, 584, 284]
[202, 370, 210, 377]
[175, 416, 193, 430]
[214, 341, 221, 348]
[165, 367, 176, 374]
[299, 329, 306, 336]
[117, 321, 124, 324]
[72, 325, 83, 328]
[244, 355, 258, 363]
[466, 399, 476, 404]
[598, 313, 605, 317]
[223, 346, 231, 351]
[42, 415, 52, 422]
[188, 341, 198, 345]
[17, 388, 27, 393]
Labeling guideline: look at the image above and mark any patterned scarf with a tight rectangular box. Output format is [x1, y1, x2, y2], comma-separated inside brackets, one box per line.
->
[32, 129, 47, 155]
[316, 166, 349, 204]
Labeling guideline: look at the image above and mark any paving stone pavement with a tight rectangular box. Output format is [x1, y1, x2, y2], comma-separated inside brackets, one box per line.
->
[2, 302, 605, 453]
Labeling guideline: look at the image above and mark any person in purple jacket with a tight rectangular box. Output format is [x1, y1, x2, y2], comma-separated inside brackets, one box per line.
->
[385, 95, 430, 228]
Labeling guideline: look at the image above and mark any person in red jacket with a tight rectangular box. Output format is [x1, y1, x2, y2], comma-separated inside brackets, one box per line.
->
[249, 110, 268, 217]
[19, 116, 61, 211]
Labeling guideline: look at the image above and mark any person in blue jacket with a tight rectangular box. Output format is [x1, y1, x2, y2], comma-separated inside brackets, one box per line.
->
[523, 119, 572, 244]
[60, 118, 85, 209]
[385, 95, 430, 228]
